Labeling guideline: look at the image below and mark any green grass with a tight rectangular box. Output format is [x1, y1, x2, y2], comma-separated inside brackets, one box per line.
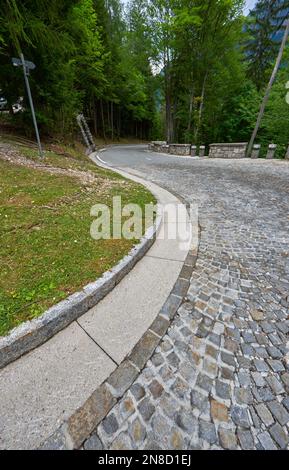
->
[0, 145, 156, 335]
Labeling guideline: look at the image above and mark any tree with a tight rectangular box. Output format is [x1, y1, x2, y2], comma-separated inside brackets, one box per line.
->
[0, 0, 105, 135]
[244, 0, 289, 90]
[3, 0, 287, 151]
[146, 0, 245, 144]
[260, 69, 289, 156]
[247, 16, 289, 157]
[89, 0, 157, 141]
[144, 0, 175, 142]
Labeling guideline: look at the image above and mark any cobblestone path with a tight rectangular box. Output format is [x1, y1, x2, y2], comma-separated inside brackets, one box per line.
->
[83, 158, 289, 450]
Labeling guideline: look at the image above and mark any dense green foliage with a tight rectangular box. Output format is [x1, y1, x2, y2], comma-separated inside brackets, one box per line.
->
[0, 0, 156, 139]
[1, 0, 289, 155]
[245, 0, 289, 90]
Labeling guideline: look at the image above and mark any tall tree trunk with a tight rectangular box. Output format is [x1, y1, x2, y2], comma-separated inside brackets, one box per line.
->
[195, 71, 208, 143]
[164, 45, 174, 143]
[187, 90, 194, 134]
[165, 84, 174, 143]
[100, 99, 106, 143]
[111, 102, 114, 141]
[93, 96, 97, 136]
[166, 92, 172, 143]
[247, 18, 289, 157]
[106, 101, 110, 139]
[117, 106, 120, 140]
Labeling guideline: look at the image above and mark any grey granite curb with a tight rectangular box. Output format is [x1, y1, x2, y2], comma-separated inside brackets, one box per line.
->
[39, 239, 199, 450]
[0, 160, 162, 370]
[38, 152, 200, 449]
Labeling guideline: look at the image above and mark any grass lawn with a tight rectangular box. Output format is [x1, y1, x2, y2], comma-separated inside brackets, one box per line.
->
[0, 144, 156, 336]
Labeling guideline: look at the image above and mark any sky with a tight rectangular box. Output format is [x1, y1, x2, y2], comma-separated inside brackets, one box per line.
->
[244, 0, 257, 15]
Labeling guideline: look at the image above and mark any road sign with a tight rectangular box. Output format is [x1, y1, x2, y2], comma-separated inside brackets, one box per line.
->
[12, 57, 36, 70]
[11, 54, 43, 158]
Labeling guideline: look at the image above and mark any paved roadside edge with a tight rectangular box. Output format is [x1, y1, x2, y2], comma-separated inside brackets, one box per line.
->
[38, 253, 199, 451]
[38, 148, 200, 450]
[0, 155, 162, 370]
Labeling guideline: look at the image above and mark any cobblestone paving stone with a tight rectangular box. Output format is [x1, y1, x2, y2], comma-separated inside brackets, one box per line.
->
[83, 158, 289, 450]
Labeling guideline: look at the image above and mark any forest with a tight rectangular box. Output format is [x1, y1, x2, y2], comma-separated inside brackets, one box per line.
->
[1, 0, 289, 156]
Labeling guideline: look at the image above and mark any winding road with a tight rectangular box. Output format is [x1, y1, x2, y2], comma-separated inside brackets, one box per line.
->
[84, 145, 289, 450]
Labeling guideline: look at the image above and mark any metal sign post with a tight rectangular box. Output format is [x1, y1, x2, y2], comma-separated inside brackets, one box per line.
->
[12, 54, 44, 158]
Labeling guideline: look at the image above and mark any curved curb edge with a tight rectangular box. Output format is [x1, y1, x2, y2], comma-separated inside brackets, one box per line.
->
[39, 243, 199, 451]
[38, 148, 200, 450]
[0, 155, 162, 370]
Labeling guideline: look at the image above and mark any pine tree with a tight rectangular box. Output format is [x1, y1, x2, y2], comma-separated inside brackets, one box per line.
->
[247, 14, 289, 156]
[245, 0, 289, 90]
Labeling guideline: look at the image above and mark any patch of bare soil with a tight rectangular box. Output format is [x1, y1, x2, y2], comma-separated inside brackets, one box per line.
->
[0, 142, 97, 185]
